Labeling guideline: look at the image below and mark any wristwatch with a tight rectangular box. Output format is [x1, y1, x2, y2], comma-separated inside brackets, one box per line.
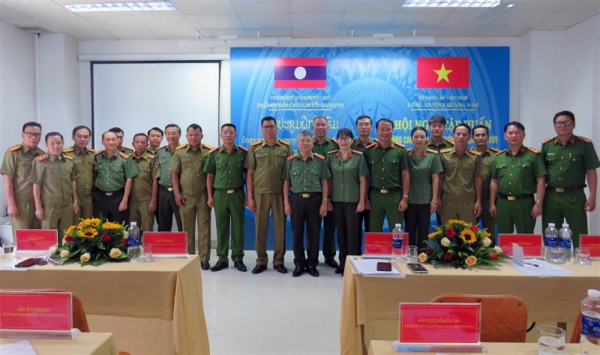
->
[535, 199, 543, 205]
[402, 194, 409, 199]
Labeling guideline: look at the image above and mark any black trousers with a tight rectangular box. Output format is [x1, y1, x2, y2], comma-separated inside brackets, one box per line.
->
[321, 210, 336, 259]
[93, 188, 128, 224]
[405, 203, 431, 247]
[357, 209, 369, 254]
[291, 193, 321, 268]
[332, 201, 361, 268]
[158, 187, 182, 232]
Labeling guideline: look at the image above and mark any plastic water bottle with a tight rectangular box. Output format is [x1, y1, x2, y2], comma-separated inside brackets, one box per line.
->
[544, 223, 559, 259]
[559, 223, 574, 262]
[392, 223, 404, 260]
[580, 289, 600, 355]
[127, 222, 141, 260]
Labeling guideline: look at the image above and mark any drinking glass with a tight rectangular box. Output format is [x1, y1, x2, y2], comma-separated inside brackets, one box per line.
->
[406, 246, 419, 263]
[2, 242, 17, 259]
[536, 325, 565, 355]
[138, 245, 153, 263]
[547, 247, 564, 264]
[575, 247, 591, 266]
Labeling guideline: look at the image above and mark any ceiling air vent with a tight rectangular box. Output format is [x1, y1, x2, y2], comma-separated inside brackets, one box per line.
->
[15, 26, 51, 34]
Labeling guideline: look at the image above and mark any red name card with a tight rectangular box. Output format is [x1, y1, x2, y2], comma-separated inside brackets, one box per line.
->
[364, 232, 408, 256]
[580, 235, 600, 259]
[498, 234, 543, 257]
[0, 291, 72, 331]
[143, 232, 187, 255]
[15, 229, 57, 251]
[399, 303, 481, 344]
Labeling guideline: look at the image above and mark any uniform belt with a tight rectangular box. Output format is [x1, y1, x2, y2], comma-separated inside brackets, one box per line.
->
[371, 187, 401, 194]
[498, 193, 533, 201]
[160, 186, 174, 192]
[292, 192, 321, 199]
[215, 187, 244, 194]
[547, 185, 586, 193]
[95, 188, 124, 197]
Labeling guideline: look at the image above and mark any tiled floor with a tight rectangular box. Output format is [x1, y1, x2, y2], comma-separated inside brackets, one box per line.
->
[202, 250, 343, 355]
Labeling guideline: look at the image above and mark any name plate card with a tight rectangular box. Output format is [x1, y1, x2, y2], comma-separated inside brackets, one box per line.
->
[580, 235, 600, 259]
[498, 234, 543, 258]
[143, 232, 187, 256]
[0, 291, 72, 331]
[15, 230, 57, 251]
[364, 232, 407, 257]
[399, 303, 481, 344]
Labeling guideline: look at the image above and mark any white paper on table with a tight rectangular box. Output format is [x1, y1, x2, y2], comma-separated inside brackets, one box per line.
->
[350, 258, 406, 278]
[0, 340, 37, 355]
[513, 244, 525, 266]
[507, 259, 572, 277]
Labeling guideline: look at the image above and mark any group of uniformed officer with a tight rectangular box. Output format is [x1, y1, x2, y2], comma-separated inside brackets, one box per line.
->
[1, 110, 598, 275]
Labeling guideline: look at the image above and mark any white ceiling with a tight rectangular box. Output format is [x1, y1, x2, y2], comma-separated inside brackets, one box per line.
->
[0, 0, 598, 41]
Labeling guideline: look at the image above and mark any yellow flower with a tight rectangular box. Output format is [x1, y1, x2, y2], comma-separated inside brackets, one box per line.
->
[428, 231, 441, 239]
[484, 231, 492, 238]
[65, 225, 76, 234]
[459, 229, 477, 245]
[102, 222, 123, 230]
[465, 255, 478, 266]
[449, 219, 468, 226]
[80, 228, 98, 238]
[86, 218, 101, 227]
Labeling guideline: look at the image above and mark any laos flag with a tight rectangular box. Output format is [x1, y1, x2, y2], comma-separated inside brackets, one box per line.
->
[274, 58, 327, 89]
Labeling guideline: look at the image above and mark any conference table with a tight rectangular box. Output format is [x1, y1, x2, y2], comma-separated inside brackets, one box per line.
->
[340, 257, 600, 355]
[0, 333, 117, 355]
[368, 340, 582, 355]
[0, 256, 210, 355]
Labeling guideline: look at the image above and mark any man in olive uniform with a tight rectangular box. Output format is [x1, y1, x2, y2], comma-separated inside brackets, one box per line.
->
[438, 124, 483, 225]
[364, 118, 410, 232]
[109, 127, 134, 154]
[426, 115, 455, 152]
[64, 125, 95, 223]
[471, 125, 500, 238]
[312, 116, 339, 268]
[171, 124, 213, 269]
[204, 123, 248, 272]
[30, 132, 78, 242]
[147, 127, 164, 155]
[541, 110, 600, 247]
[352, 115, 376, 247]
[283, 131, 330, 277]
[93, 131, 139, 224]
[245, 117, 293, 274]
[490, 122, 547, 233]
[129, 133, 159, 233]
[1, 121, 44, 235]
[155, 124, 183, 232]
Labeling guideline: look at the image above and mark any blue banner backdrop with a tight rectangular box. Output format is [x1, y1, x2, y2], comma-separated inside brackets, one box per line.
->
[230, 47, 510, 250]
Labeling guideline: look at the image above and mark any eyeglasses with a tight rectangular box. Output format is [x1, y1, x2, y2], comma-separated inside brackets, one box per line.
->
[554, 121, 573, 127]
[262, 125, 277, 129]
[23, 132, 41, 138]
[338, 137, 352, 142]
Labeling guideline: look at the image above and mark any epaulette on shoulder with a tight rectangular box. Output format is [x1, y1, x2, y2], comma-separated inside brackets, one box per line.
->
[208, 147, 218, 154]
[314, 153, 325, 160]
[251, 140, 262, 147]
[36, 154, 49, 162]
[287, 154, 297, 161]
[328, 150, 338, 155]
[352, 150, 363, 155]
[176, 144, 188, 151]
[444, 138, 455, 145]
[395, 142, 406, 148]
[202, 143, 214, 150]
[469, 149, 482, 156]
[147, 154, 156, 159]
[489, 148, 501, 153]
[496, 149, 507, 155]
[542, 137, 554, 144]
[407, 148, 412, 153]
[63, 147, 74, 153]
[157, 145, 167, 151]
[577, 136, 591, 143]
[95, 149, 105, 155]
[427, 149, 438, 154]
[332, 138, 339, 145]
[87, 148, 96, 153]
[527, 147, 540, 154]
[123, 146, 134, 151]
[238, 146, 248, 152]
[365, 143, 377, 149]
[440, 148, 452, 153]
[8, 144, 22, 152]
[119, 152, 131, 159]
[279, 140, 290, 146]
[63, 154, 73, 160]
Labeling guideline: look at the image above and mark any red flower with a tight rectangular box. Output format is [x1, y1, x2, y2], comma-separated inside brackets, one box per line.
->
[444, 252, 453, 261]
[490, 253, 499, 261]
[64, 235, 73, 243]
[102, 233, 111, 243]
[120, 239, 128, 246]
[426, 247, 434, 255]
[470, 225, 479, 232]
[445, 226, 455, 238]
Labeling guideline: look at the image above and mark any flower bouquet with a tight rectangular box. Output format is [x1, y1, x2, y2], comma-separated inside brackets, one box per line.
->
[418, 219, 510, 269]
[50, 218, 130, 266]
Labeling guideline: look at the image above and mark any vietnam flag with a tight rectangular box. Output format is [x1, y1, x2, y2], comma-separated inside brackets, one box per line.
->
[417, 57, 470, 88]
[274, 58, 327, 89]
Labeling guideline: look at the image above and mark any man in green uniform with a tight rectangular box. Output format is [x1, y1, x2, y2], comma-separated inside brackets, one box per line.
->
[312, 116, 339, 268]
[129, 133, 159, 233]
[490, 122, 547, 233]
[426, 115, 455, 152]
[541, 110, 599, 247]
[155, 124, 183, 232]
[438, 124, 483, 225]
[352, 115, 376, 246]
[364, 118, 410, 232]
[245, 117, 293, 274]
[1, 121, 44, 235]
[171, 124, 213, 268]
[93, 131, 138, 224]
[109, 127, 134, 154]
[471, 125, 500, 238]
[204, 123, 248, 272]
[283, 131, 330, 277]
[64, 125, 95, 223]
[147, 127, 164, 155]
[30, 132, 78, 242]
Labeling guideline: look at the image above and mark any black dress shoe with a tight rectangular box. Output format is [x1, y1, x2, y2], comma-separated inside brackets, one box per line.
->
[201, 261, 210, 270]
[210, 261, 229, 272]
[252, 265, 267, 274]
[307, 266, 319, 277]
[335, 265, 344, 275]
[274, 264, 288, 274]
[234, 261, 247, 272]
[292, 266, 305, 277]
[325, 258, 339, 268]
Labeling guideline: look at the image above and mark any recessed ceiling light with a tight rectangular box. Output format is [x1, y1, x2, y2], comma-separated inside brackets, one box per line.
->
[506, 3, 516, 7]
[403, 0, 502, 8]
[62, 1, 177, 12]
